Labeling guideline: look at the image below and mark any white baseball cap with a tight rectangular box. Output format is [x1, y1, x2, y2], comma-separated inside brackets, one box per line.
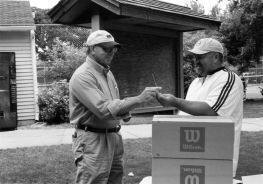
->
[85, 30, 120, 47]
[188, 38, 224, 55]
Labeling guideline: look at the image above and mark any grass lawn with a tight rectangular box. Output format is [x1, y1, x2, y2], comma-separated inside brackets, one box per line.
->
[0, 138, 151, 184]
[0, 132, 263, 183]
[243, 99, 263, 118]
[236, 131, 263, 179]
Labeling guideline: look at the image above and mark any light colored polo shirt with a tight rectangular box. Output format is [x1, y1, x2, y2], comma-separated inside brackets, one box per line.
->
[69, 56, 126, 129]
[179, 68, 243, 177]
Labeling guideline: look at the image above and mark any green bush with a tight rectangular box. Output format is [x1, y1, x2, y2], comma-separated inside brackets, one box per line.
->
[38, 82, 69, 124]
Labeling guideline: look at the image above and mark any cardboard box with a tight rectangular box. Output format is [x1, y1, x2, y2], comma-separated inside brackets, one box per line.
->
[152, 158, 233, 184]
[242, 174, 263, 184]
[152, 115, 234, 160]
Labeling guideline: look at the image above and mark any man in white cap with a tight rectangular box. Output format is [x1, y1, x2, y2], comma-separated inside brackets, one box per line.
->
[69, 30, 160, 184]
[157, 38, 243, 178]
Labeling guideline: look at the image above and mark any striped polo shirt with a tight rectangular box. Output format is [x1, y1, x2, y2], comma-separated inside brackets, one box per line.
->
[179, 68, 243, 177]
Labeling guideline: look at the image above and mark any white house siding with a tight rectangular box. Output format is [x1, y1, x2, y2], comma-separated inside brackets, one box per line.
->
[0, 31, 37, 123]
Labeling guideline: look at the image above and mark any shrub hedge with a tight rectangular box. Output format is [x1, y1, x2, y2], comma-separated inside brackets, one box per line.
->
[38, 82, 69, 124]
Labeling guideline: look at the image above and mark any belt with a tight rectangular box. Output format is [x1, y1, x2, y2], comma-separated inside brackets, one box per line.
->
[76, 124, 121, 133]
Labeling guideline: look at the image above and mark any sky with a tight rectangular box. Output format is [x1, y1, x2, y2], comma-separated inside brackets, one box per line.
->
[29, 0, 228, 14]
[29, 0, 59, 9]
[161, 0, 228, 14]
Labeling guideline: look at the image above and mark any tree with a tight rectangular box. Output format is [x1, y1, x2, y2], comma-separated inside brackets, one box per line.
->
[32, 7, 89, 61]
[38, 38, 86, 82]
[32, 7, 90, 83]
[219, 0, 263, 72]
[187, 0, 205, 14]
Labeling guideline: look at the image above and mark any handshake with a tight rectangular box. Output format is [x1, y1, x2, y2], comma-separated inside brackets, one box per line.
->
[138, 87, 175, 107]
[117, 86, 176, 122]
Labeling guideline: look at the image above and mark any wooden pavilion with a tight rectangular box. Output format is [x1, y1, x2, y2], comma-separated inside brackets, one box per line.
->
[48, 0, 221, 113]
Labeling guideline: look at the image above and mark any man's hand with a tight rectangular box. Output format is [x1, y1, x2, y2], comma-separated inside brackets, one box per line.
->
[138, 87, 162, 103]
[156, 93, 175, 107]
[115, 112, 131, 122]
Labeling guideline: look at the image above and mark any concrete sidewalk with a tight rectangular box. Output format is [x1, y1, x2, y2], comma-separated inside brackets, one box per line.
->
[246, 85, 263, 100]
[0, 118, 262, 150]
[0, 124, 152, 149]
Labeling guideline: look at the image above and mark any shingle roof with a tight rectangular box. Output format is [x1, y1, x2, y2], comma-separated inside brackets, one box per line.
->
[0, 1, 34, 26]
[48, 0, 220, 30]
[118, 0, 215, 21]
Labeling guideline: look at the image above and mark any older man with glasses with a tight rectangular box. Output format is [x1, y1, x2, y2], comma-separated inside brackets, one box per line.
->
[69, 30, 161, 184]
[157, 38, 243, 180]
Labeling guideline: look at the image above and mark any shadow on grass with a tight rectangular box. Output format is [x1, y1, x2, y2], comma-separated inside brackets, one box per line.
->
[0, 132, 262, 183]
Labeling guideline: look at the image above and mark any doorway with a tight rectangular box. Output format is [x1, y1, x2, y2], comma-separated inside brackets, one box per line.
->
[0, 52, 17, 130]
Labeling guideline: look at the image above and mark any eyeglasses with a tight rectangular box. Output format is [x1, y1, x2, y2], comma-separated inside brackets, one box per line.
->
[195, 54, 207, 61]
[96, 45, 118, 54]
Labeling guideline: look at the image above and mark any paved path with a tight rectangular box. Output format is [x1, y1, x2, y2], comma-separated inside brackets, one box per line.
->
[246, 85, 263, 99]
[0, 125, 152, 149]
[0, 118, 262, 150]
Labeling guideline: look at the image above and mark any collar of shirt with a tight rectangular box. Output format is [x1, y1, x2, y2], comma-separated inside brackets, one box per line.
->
[198, 66, 225, 79]
[197, 67, 225, 84]
[207, 66, 225, 75]
[86, 56, 110, 76]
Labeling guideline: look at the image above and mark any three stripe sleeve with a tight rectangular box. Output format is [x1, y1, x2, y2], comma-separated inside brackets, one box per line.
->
[211, 70, 236, 112]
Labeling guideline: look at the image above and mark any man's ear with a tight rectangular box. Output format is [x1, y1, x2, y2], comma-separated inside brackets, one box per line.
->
[213, 53, 220, 63]
[90, 46, 96, 54]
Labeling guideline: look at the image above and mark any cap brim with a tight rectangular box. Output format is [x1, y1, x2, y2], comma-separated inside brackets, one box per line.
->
[188, 48, 209, 55]
[99, 41, 121, 48]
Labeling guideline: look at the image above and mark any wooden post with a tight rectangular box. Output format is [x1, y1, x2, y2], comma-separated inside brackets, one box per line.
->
[91, 14, 102, 32]
[174, 32, 184, 98]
